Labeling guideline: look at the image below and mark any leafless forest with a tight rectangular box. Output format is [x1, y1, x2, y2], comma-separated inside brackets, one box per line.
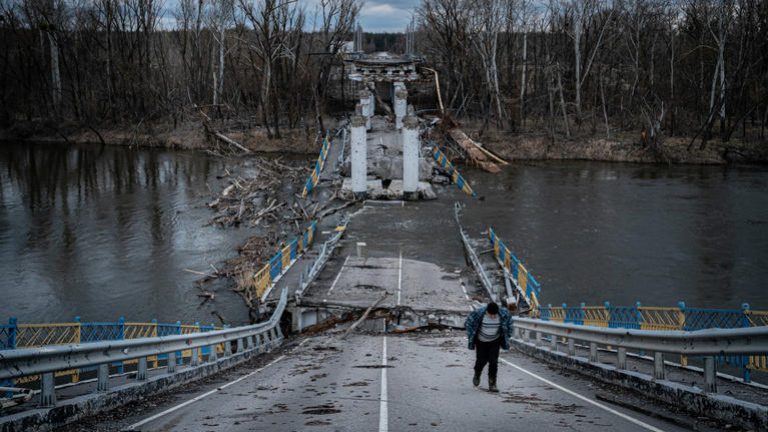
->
[1, 0, 766, 156]
[417, 0, 768, 153]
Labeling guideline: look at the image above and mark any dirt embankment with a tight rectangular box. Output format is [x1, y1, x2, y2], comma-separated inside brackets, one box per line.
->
[465, 129, 768, 165]
[0, 119, 321, 154]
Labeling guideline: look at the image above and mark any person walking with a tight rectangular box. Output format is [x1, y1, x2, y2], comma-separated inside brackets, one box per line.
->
[465, 302, 513, 392]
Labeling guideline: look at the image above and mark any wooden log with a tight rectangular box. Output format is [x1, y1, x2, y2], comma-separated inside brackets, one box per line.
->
[447, 129, 502, 173]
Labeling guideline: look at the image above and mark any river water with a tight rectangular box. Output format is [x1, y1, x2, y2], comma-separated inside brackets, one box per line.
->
[462, 162, 768, 310]
[1, 143, 766, 325]
[0, 142, 255, 324]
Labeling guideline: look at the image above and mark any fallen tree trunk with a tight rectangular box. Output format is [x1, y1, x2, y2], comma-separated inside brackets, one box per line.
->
[447, 129, 503, 173]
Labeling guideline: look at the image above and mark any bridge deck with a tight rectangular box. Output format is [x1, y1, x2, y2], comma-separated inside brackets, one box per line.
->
[104, 333, 690, 432]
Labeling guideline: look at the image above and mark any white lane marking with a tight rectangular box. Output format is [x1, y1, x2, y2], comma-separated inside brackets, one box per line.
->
[500, 359, 666, 432]
[126, 355, 287, 430]
[397, 249, 403, 306]
[378, 336, 389, 432]
[327, 255, 350, 295]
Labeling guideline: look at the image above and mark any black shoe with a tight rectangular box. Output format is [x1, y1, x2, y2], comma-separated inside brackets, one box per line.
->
[489, 377, 499, 393]
[473, 372, 480, 387]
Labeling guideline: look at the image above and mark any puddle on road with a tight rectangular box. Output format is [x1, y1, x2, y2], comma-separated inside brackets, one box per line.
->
[303, 404, 342, 415]
[353, 364, 394, 369]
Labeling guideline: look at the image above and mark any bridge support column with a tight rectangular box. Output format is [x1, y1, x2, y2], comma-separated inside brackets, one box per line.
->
[137, 357, 148, 380]
[703, 356, 717, 393]
[394, 86, 408, 130]
[39, 372, 56, 407]
[351, 114, 368, 198]
[359, 90, 372, 130]
[617, 347, 627, 370]
[567, 338, 576, 356]
[97, 363, 109, 391]
[402, 116, 419, 199]
[653, 352, 666, 380]
[589, 342, 599, 363]
[167, 352, 177, 373]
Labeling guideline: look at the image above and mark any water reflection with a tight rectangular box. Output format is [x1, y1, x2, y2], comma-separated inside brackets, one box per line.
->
[464, 162, 768, 309]
[0, 142, 252, 324]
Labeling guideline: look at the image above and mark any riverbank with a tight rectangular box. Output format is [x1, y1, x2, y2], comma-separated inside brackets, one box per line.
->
[4, 118, 767, 165]
[473, 129, 768, 165]
[0, 119, 321, 154]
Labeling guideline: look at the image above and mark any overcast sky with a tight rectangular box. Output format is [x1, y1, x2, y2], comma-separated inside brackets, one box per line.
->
[358, 0, 418, 32]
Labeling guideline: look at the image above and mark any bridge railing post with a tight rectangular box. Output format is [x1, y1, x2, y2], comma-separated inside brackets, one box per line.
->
[190, 322, 200, 367]
[39, 372, 56, 408]
[209, 322, 219, 361]
[175, 321, 183, 366]
[741, 303, 751, 383]
[589, 342, 598, 363]
[550, 332, 558, 352]
[167, 351, 177, 373]
[617, 347, 627, 370]
[224, 324, 232, 356]
[137, 357, 148, 381]
[97, 363, 109, 392]
[704, 356, 718, 393]
[653, 352, 666, 380]
[117, 316, 125, 374]
[567, 337, 575, 356]
[237, 337, 244, 354]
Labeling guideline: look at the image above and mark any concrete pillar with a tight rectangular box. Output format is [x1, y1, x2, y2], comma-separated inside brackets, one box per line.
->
[137, 357, 148, 380]
[653, 352, 666, 380]
[703, 356, 717, 393]
[589, 342, 599, 363]
[237, 338, 244, 354]
[617, 347, 627, 370]
[402, 116, 419, 198]
[550, 335, 558, 352]
[167, 352, 177, 373]
[39, 372, 56, 407]
[394, 88, 408, 130]
[359, 90, 372, 130]
[97, 363, 109, 391]
[567, 338, 576, 356]
[350, 115, 368, 197]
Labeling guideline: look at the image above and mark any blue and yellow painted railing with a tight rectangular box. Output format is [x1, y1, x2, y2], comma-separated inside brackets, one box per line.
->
[538, 302, 768, 380]
[488, 228, 541, 311]
[253, 221, 318, 302]
[432, 147, 476, 197]
[0, 318, 224, 386]
[302, 133, 331, 198]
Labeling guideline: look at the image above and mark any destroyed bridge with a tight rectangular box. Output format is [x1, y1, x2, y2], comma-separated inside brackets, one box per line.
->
[2, 51, 768, 432]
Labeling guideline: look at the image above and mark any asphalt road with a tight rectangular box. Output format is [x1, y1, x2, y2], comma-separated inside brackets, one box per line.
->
[119, 333, 690, 432]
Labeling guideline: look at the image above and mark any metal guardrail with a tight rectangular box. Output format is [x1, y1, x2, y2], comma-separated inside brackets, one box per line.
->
[301, 133, 331, 198]
[295, 219, 349, 302]
[0, 288, 288, 408]
[255, 222, 317, 302]
[432, 147, 476, 197]
[512, 316, 768, 393]
[488, 228, 541, 311]
[454, 203, 497, 303]
[539, 302, 768, 381]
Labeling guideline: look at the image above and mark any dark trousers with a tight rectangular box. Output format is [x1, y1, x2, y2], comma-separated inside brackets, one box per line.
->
[474, 338, 501, 379]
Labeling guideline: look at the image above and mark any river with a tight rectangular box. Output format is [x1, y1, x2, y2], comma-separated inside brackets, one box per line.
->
[1, 143, 766, 325]
[0, 142, 255, 325]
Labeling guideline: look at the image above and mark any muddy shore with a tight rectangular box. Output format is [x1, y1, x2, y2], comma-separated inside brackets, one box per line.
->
[2, 120, 766, 165]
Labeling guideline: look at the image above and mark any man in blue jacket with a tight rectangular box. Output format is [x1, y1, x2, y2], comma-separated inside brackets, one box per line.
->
[465, 302, 513, 392]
